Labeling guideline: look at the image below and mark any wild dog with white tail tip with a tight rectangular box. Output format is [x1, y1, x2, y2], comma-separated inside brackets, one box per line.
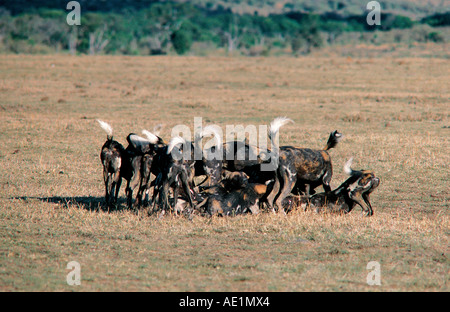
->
[151, 135, 197, 214]
[97, 120, 128, 207]
[124, 131, 164, 209]
[266, 117, 343, 212]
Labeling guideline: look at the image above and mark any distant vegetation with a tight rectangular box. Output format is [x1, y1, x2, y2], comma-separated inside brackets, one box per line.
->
[0, 0, 448, 55]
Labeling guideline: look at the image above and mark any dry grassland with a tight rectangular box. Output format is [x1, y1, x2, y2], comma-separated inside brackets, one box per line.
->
[0, 54, 448, 291]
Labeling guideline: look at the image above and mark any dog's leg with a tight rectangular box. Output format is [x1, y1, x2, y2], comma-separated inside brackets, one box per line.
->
[275, 166, 296, 213]
[350, 192, 373, 217]
[322, 169, 332, 193]
[322, 183, 332, 193]
[159, 177, 171, 212]
[136, 182, 144, 209]
[150, 186, 159, 215]
[136, 172, 148, 210]
[181, 171, 195, 213]
[305, 184, 311, 196]
[195, 198, 208, 212]
[266, 171, 281, 213]
[150, 174, 162, 215]
[172, 179, 180, 214]
[107, 174, 116, 206]
[114, 173, 122, 206]
[134, 164, 145, 210]
[144, 189, 150, 206]
[110, 171, 121, 207]
[103, 169, 110, 205]
[125, 179, 132, 210]
[362, 193, 374, 216]
[137, 158, 152, 209]
[127, 171, 141, 210]
[150, 190, 157, 214]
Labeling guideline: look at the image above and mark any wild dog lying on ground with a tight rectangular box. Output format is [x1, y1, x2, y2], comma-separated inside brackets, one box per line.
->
[97, 120, 130, 207]
[266, 118, 343, 211]
[196, 170, 267, 217]
[283, 158, 380, 216]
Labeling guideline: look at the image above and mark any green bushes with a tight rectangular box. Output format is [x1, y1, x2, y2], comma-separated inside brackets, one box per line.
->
[0, 2, 447, 55]
[171, 29, 192, 55]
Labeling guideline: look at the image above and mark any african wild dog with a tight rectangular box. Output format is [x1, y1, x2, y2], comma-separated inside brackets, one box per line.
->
[284, 158, 380, 216]
[197, 170, 267, 217]
[265, 118, 343, 211]
[124, 131, 164, 209]
[97, 120, 129, 207]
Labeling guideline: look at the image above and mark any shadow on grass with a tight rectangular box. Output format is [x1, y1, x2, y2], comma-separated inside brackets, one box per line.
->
[14, 195, 129, 213]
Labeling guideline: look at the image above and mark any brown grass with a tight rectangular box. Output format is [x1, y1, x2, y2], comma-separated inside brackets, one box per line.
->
[0, 54, 448, 291]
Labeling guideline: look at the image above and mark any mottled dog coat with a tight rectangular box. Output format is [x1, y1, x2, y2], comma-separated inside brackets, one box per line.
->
[284, 158, 380, 216]
[98, 120, 129, 207]
[267, 124, 343, 211]
[198, 171, 267, 217]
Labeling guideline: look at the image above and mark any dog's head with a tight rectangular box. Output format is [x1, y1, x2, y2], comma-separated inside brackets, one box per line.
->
[341, 158, 380, 216]
[221, 170, 249, 191]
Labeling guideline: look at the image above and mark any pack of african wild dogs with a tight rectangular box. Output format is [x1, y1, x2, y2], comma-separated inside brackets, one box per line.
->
[97, 117, 380, 218]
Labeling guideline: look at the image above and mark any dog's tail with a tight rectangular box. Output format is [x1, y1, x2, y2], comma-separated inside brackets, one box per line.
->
[268, 117, 293, 150]
[97, 120, 114, 141]
[167, 136, 187, 155]
[263, 117, 293, 169]
[201, 125, 222, 148]
[324, 130, 343, 151]
[153, 124, 163, 136]
[142, 129, 164, 145]
[191, 125, 223, 160]
[343, 157, 355, 175]
[128, 133, 153, 152]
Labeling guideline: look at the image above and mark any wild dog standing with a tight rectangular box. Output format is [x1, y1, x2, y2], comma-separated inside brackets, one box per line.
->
[293, 158, 380, 216]
[97, 120, 128, 207]
[151, 125, 229, 214]
[266, 118, 343, 212]
[124, 131, 164, 209]
[192, 125, 224, 187]
[151, 136, 197, 214]
[219, 117, 290, 185]
[138, 129, 165, 205]
[198, 117, 291, 210]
